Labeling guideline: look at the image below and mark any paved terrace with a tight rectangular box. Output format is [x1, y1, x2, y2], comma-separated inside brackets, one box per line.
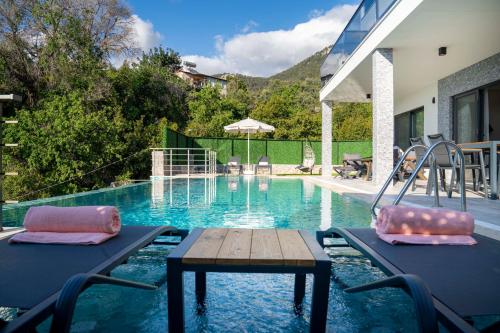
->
[305, 176, 500, 241]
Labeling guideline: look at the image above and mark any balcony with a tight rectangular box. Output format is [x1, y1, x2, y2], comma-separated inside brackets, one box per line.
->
[320, 0, 397, 86]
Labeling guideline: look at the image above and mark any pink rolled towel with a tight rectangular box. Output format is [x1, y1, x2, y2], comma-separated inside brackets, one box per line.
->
[376, 205, 476, 245]
[9, 206, 121, 245]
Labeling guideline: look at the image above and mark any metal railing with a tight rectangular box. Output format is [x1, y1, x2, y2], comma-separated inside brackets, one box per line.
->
[151, 148, 217, 178]
[371, 141, 467, 218]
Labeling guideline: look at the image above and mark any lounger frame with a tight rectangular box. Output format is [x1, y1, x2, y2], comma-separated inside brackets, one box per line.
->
[1, 226, 188, 333]
[317, 227, 480, 333]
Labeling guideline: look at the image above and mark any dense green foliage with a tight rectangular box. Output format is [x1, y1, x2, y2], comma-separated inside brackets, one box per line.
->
[0, 0, 372, 200]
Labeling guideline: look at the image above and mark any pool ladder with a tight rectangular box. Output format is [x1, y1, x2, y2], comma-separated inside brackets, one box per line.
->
[371, 141, 467, 219]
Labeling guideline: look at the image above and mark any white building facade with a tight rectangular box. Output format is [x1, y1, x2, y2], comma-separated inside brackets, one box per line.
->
[320, 0, 500, 187]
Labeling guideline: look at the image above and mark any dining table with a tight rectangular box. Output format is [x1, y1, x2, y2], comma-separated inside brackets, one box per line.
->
[459, 141, 500, 199]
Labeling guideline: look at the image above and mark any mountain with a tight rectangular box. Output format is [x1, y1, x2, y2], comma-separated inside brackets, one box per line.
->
[218, 46, 330, 92]
[269, 46, 329, 82]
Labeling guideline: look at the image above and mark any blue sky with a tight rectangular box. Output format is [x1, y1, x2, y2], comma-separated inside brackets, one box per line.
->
[124, 0, 358, 76]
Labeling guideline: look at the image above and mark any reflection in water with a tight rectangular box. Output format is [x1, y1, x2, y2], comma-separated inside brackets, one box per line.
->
[151, 177, 217, 208]
[3, 177, 371, 232]
[321, 187, 332, 231]
[303, 181, 315, 202]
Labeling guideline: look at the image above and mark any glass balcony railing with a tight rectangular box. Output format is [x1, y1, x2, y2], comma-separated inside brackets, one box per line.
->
[320, 0, 397, 87]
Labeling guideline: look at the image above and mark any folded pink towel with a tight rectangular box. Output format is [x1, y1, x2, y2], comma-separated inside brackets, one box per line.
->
[376, 205, 476, 245]
[9, 232, 117, 245]
[9, 206, 121, 245]
[377, 233, 477, 245]
[23, 206, 121, 233]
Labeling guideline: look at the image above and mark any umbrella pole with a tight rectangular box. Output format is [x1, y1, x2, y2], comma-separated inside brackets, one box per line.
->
[247, 131, 250, 172]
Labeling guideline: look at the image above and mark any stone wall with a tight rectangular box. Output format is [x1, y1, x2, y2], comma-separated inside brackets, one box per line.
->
[438, 52, 500, 139]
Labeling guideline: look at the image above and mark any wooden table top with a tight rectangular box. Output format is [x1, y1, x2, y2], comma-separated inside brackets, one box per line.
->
[182, 228, 316, 267]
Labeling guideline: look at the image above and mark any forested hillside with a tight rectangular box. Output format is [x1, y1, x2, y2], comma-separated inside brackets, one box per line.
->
[0, 0, 371, 200]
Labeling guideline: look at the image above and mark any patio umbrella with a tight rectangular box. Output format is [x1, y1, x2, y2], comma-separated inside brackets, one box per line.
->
[224, 117, 275, 174]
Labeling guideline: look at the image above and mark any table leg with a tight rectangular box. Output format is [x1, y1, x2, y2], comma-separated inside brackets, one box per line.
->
[294, 273, 306, 309]
[490, 141, 498, 200]
[167, 259, 184, 333]
[310, 263, 331, 333]
[195, 271, 207, 305]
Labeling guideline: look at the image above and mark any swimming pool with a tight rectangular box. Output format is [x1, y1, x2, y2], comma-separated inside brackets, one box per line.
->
[3, 177, 418, 332]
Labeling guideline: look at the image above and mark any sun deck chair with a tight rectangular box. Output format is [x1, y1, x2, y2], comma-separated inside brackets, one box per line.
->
[225, 156, 242, 175]
[333, 153, 366, 179]
[255, 156, 272, 175]
[317, 227, 500, 333]
[296, 142, 315, 174]
[0, 226, 188, 332]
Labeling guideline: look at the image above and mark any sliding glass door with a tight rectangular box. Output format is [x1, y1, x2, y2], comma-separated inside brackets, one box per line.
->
[453, 91, 481, 143]
[394, 107, 424, 150]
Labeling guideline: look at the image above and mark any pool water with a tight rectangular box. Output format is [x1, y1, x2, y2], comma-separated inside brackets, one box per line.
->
[3, 177, 419, 332]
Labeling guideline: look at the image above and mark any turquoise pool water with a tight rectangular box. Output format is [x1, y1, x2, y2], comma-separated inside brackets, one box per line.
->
[3, 177, 418, 332]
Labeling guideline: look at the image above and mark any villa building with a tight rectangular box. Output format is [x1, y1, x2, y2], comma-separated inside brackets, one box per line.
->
[319, 0, 500, 186]
[176, 61, 228, 95]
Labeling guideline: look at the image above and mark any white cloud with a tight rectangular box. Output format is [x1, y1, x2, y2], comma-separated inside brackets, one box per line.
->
[111, 14, 163, 67]
[182, 4, 356, 77]
[131, 14, 163, 51]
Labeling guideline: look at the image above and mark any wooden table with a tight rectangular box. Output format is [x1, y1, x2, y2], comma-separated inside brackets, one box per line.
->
[459, 141, 500, 199]
[167, 228, 331, 333]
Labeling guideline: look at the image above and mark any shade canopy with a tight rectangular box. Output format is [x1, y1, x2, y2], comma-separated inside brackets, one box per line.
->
[224, 118, 275, 134]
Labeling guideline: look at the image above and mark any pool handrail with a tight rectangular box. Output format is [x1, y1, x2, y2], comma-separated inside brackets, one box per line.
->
[371, 141, 466, 218]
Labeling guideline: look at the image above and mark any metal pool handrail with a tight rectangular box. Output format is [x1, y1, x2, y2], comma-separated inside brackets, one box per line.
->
[371, 141, 466, 218]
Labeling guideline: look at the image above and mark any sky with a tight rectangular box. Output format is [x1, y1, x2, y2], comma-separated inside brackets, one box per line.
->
[123, 0, 358, 77]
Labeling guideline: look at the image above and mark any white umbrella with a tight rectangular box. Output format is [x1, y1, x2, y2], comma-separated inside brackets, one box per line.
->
[224, 117, 275, 174]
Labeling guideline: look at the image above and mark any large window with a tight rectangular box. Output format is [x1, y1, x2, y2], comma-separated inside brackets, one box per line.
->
[453, 91, 481, 143]
[452, 81, 500, 143]
[394, 108, 424, 150]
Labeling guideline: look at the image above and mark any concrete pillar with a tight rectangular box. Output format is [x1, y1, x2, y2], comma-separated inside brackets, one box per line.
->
[372, 48, 394, 186]
[152, 150, 164, 177]
[321, 101, 332, 177]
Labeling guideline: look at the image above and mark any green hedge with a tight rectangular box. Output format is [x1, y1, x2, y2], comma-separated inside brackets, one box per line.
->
[164, 128, 372, 165]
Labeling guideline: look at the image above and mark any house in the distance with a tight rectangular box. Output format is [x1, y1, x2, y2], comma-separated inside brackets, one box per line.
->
[176, 61, 227, 95]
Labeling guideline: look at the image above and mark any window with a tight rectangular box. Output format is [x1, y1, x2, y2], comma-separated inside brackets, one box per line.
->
[452, 81, 500, 143]
[394, 108, 424, 150]
[453, 91, 481, 143]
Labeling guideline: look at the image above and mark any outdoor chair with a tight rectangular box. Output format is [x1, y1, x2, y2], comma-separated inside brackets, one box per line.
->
[393, 146, 405, 182]
[427, 134, 488, 197]
[225, 156, 242, 175]
[255, 156, 272, 175]
[296, 142, 316, 174]
[0, 226, 188, 332]
[333, 153, 366, 179]
[409, 137, 432, 192]
[317, 227, 500, 333]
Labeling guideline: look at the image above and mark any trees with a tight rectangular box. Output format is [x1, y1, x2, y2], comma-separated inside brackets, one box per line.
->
[250, 80, 322, 140]
[186, 86, 236, 137]
[0, 0, 134, 106]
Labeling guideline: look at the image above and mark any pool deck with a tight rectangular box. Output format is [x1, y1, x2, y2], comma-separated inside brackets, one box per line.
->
[305, 176, 500, 241]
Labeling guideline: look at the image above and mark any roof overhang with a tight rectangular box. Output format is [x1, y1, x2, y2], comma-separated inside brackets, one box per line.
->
[320, 0, 500, 103]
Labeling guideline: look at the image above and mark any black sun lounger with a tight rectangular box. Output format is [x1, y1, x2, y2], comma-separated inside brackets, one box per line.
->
[317, 228, 500, 333]
[0, 225, 188, 333]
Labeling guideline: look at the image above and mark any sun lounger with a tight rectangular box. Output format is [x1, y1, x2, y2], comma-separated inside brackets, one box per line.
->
[255, 156, 272, 174]
[317, 227, 500, 333]
[333, 153, 366, 179]
[225, 156, 242, 175]
[0, 225, 188, 332]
